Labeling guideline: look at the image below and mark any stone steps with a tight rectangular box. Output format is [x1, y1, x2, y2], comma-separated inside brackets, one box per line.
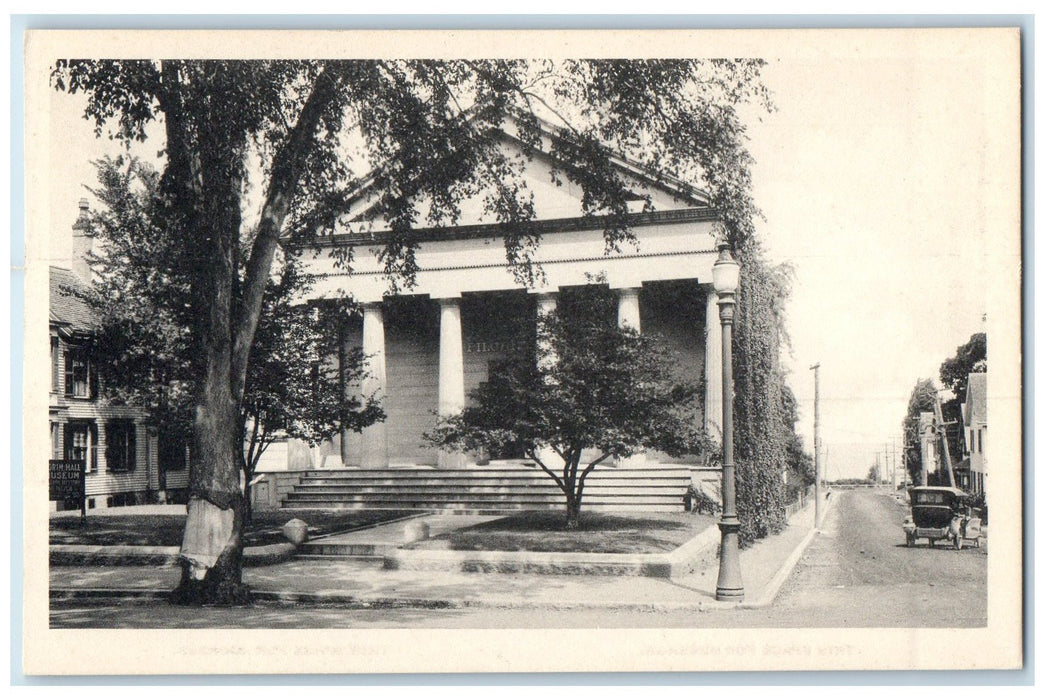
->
[281, 466, 690, 513]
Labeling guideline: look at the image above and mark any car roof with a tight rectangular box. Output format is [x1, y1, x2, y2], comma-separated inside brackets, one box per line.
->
[908, 486, 970, 497]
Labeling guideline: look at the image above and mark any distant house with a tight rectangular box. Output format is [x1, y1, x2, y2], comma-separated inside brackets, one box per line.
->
[962, 372, 987, 495]
[48, 201, 189, 510]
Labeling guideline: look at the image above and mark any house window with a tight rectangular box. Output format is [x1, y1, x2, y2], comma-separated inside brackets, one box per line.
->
[51, 337, 59, 393]
[978, 429, 984, 454]
[64, 422, 97, 472]
[159, 434, 188, 472]
[64, 345, 93, 398]
[106, 420, 137, 473]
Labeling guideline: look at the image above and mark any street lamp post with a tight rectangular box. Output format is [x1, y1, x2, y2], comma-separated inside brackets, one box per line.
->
[712, 240, 744, 602]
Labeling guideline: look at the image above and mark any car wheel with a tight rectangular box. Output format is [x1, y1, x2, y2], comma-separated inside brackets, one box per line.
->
[906, 533, 915, 547]
[955, 534, 963, 551]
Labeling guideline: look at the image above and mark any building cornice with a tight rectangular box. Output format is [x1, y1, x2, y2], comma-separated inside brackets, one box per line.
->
[315, 246, 718, 280]
[313, 207, 718, 248]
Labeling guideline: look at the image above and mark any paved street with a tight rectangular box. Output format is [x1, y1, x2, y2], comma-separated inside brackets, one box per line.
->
[751, 488, 987, 627]
[50, 489, 987, 628]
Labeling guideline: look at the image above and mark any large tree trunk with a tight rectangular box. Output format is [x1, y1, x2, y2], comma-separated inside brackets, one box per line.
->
[170, 364, 251, 605]
[166, 65, 345, 605]
[564, 455, 582, 530]
[565, 494, 581, 530]
[170, 92, 250, 605]
[169, 200, 251, 603]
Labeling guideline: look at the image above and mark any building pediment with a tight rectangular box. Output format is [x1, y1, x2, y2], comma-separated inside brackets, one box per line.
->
[325, 112, 714, 242]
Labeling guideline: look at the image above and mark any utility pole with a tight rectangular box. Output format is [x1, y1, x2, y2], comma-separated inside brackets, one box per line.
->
[891, 438, 898, 489]
[901, 443, 908, 489]
[810, 363, 822, 528]
[933, 390, 956, 488]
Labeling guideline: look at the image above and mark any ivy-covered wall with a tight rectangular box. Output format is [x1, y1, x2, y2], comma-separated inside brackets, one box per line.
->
[731, 242, 791, 545]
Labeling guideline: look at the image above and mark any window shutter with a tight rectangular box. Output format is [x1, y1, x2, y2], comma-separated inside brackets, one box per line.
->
[89, 356, 99, 400]
[65, 352, 73, 396]
[87, 423, 97, 472]
[51, 339, 59, 392]
[105, 421, 116, 472]
[63, 424, 74, 460]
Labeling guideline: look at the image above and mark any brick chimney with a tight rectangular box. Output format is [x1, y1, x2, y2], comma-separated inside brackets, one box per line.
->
[71, 198, 91, 283]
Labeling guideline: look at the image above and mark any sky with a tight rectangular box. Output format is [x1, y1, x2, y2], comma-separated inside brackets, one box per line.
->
[745, 51, 1010, 479]
[44, 37, 1017, 480]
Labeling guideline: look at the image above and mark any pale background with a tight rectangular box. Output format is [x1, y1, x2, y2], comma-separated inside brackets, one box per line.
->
[23, 27, 1023, 674]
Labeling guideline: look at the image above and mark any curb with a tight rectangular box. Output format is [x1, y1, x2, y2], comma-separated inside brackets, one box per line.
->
[739, 491, 836, 609]
[50, 542, 297, 567]
[49, 512, 431, 568]
[382, 523, 719, 578]
[49, 587, 715, 613]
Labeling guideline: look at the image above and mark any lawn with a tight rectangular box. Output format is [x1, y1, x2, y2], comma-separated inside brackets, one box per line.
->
[49, 509, 419, 547]
[407, 510, 715, 554]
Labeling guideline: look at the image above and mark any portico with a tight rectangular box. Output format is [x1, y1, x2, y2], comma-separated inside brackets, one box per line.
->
[307, 215, 724, 469]
[299, 117, 728, 474]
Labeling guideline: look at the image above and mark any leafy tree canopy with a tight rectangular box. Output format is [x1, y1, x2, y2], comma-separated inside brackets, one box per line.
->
[54, 59, 770, 277]
[939, 332, 987, 397]
[779, 385, 815, 500]
[82, 155, 384, 499]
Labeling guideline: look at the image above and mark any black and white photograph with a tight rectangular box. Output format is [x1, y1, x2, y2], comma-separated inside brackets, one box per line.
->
[21, 26, 1023, 674]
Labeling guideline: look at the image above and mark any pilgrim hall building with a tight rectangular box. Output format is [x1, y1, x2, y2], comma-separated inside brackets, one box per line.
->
[281, 117, 731, 504]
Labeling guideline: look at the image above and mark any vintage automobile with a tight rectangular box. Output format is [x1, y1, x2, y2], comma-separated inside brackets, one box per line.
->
[903, 486, 983, 550]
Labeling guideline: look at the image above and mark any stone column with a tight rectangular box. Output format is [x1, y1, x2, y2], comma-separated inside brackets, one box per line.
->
[437, 296, 467, 469]
[616, 286, 641, 333]
[704, 285, 723, 441]
[534, 292, 558, 370]
[532, 291, 559, 469]
[338, 316, 359, 467]
[615, 287, 646, 468]
[360, 302, 388, 468]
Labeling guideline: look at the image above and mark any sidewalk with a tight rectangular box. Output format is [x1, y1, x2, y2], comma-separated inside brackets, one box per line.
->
[50, 498, 831, 611]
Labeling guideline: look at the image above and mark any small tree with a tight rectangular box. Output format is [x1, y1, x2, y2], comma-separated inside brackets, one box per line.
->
[82, 156, 384, 526]
[240, 268, 384, 522]
[867, 462, 882, 484]
[779, 385, 814, 502]
[427, 284, 712, 529]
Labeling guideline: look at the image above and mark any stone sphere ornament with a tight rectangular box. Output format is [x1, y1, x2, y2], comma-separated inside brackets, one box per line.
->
[281, 518, 309, 545]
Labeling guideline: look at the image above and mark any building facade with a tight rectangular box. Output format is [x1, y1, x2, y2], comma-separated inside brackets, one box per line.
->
[962, 372, 987, 495]
[296, 119, 728, 476]
[49, 203, 189, 510]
